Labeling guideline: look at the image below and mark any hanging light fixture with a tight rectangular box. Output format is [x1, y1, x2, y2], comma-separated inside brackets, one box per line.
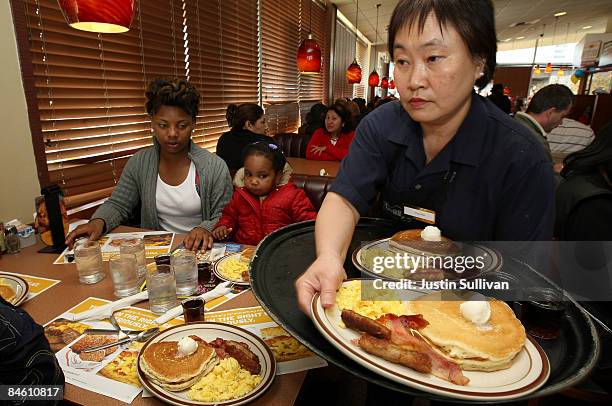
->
[545, 63, 553, 73]
[557, 67, 565, 76]
[380, 77, 389, 89]
[389, 80, 395, 89]
[367, 4, 381, 87]
[346, 0, 362, 84]
[297, 0, 322, 73]
[534, 65, 541, 75]
[58, 0, 135, 33]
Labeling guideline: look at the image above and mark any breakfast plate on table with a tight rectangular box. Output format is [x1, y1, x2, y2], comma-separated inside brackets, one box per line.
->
[352, 237, 503, 282]
[0, 272, 29, 306]
[311, 280, 550, 401]
[213, 253, 251, 286]
[137, 322, 275, 406]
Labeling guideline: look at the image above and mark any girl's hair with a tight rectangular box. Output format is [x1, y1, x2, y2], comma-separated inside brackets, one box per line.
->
[226, 103, 264, 131]
[561, 121, 612, 179]
[243, 142, 286, 172]
[327, 102, 355, 132]
[145, 78, 199, 121]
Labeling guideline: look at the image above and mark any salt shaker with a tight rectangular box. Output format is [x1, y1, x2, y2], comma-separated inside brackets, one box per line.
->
[5, 225, 21, 254]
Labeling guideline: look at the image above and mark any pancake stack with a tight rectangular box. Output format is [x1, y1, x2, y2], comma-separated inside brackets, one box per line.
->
[408, 292, 526, 371]
[388, 229, 461, 257]
[139, 335, 218, 391]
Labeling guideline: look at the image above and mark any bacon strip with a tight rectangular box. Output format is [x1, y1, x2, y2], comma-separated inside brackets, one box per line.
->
[376, 313, 429, 330]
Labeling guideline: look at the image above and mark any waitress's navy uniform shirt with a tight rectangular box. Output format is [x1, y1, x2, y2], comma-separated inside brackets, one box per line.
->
[329, 94, 554, 241]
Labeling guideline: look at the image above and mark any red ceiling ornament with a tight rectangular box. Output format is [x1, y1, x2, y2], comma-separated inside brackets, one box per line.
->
[380, 77, 389, 89]
[58, 0, 134, 33]
[297, 34, 322, 74]
[347, 60, 362, 84]
[389, 80, 395, 89]
[296, 0, 321, 73]
[368, 70, 380, 87]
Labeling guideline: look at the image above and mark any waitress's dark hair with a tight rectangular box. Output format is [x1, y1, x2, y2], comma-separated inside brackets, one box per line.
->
[226, 103, 264, 131]
[327, 102, 355, 132]
[145, 78, 199, 121]
[388, 0, 496, 89]
[242, 142, 286, 172]
[561, 121, 612, 179]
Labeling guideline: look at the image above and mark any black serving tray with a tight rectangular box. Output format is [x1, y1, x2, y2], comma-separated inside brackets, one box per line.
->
[250, 219, 600, 403]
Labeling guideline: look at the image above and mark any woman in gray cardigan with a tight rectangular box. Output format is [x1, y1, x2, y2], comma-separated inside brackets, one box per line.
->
[66, 79, 232, 251]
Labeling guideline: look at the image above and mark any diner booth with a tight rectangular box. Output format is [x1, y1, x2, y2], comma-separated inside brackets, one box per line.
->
[1, 0, 611, 405]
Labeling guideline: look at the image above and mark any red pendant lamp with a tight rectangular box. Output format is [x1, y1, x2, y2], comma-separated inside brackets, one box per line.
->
[367, 4, 381, 87]
[380, 77, 389, 89]
[389, 80, 395, 89]
[346, 0, 362, 84]
[545, 62, 553, 73]
[297, 0, 321, 73]
[58, 0, 134, 33]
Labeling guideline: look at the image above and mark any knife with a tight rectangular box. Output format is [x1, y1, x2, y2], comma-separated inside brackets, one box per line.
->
[84, 328, 141, 336]
[79, 336, 133, 353]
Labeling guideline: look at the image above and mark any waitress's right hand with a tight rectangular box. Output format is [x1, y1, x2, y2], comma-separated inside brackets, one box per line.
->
[65, 218, 105, 249]
[295, 254, 346, 316]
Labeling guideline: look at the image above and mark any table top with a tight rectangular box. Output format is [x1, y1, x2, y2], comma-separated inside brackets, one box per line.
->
[286, 157, 340, 178]
[0, 227, 306, 406]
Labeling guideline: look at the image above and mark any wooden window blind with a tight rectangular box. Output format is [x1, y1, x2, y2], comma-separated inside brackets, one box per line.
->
[184, 0, 259, 151]
[332, 19, 355, 101]
[261, 0, 300, 134]
[353, 38, 368, 99]
[18, 0, 185, 209]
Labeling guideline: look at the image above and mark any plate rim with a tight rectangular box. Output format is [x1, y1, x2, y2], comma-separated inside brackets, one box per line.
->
[351, 238, 503, 282]
[0, 272, 29, 306]
[137, 321, 276, 406]
[213, 253, 250, 286]
[310, 281, 550, 401]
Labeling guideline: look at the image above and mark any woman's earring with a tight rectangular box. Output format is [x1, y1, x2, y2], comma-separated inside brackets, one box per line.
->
[150, 128, 154, 133]
[479, 72, 485, 77]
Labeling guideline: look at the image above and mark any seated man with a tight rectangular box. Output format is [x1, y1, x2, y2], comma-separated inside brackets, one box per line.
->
[515, 84, 574, 163]
[0, 297, 64, 405]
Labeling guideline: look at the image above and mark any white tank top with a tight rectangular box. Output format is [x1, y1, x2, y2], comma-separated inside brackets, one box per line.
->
[156, 162, 202, 233]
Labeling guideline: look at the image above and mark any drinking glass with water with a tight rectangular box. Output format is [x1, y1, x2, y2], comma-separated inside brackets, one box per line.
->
[120, 238, 147, 280]
[171, 250, 198, 296]
[109, 253, 140, 297]
[146, 263, 177, 314]
[74, 238, 105, 284]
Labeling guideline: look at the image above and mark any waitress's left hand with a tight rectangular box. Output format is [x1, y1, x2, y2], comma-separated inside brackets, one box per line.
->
[184, 227, 214, 251]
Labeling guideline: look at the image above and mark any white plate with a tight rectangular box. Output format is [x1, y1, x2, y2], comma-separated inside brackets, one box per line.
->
[213, 253, 250, 286]
[311, 282, 550, 401]
[137, 322, 276, 406]
[352, 238, 503, 282]
[0, 273, 29, 306]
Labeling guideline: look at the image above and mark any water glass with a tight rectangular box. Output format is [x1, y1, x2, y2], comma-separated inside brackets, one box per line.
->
[120, 238, 146, 279]
[171, 250, 198, 296]
[74, 239, 105, 284]
[146, 263, 177, 315]
[109, 253, 140, 297]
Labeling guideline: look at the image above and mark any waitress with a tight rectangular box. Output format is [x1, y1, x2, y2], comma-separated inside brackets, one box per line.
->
[296, 0, 555, 314]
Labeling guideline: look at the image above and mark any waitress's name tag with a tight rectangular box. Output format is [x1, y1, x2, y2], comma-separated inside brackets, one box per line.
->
[403, 206, 436, 224]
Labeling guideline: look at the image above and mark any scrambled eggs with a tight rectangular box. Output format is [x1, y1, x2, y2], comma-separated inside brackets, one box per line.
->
[188, 357, 262, 402]
[335, 280, 408, 322]
[218, 258, 248, 281]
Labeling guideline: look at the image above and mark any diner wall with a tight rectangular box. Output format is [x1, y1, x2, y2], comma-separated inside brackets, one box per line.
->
[492, 66, 532, 99]
[0, 1, 40, 224]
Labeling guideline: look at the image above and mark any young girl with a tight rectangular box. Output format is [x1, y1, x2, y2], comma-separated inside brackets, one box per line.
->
[212, 142, 317, 245]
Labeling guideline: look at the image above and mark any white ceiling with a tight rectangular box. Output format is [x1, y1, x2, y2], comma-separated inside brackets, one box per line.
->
[332, 0, 612, 51]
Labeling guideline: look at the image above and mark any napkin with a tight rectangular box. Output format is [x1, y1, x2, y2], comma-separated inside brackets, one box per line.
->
[64, 291, 149, 321]
[153, 281, 232, 325]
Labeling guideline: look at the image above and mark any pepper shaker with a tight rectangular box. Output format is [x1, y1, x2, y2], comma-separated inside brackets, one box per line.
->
[5, 225, 21, 254]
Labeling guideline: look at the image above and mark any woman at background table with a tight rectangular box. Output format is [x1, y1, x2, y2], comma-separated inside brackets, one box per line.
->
[306, 103, 356, 161]
[296, 0, 555, 314]
[217, 104, 274, 172]
[65, 79, 232, 251]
